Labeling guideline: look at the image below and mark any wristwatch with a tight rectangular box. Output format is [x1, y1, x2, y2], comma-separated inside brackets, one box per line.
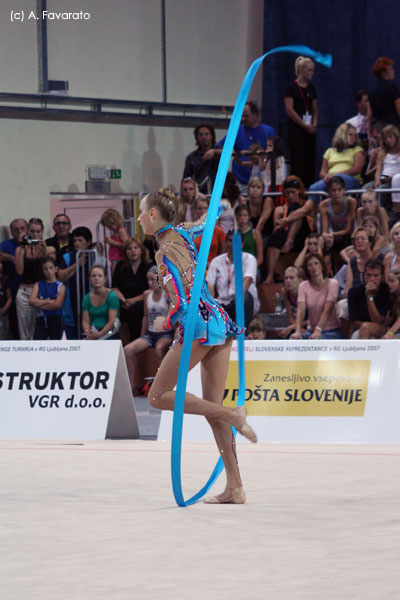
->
[367, 295, 374, 302]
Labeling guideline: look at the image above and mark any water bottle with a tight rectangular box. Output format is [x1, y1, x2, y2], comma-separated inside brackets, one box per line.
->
[274, 291, 282, 313]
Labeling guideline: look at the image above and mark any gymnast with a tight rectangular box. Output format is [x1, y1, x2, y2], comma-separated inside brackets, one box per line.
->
[138, 188, 257, 504]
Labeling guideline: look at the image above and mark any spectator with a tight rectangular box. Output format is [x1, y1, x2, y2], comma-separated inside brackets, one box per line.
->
[290, 253, 342, 340]
[319, 175, 357, 255]
[182, 123, 220, 194]
[234, 204, 263, 267]
[112, 238, 152, 342]
[45, 214, 74, 265]
[356, 189, 389, 239]
[0, 218, 28, 338]
[209, 101, 276, 192]
[246, 317, 266, 340]
[284, 56, 318, 187]
[348, 258, 390, 338]
[278, 266, 306, 339]
[264, 176, 313, 283]
[247, 176, 274, 246]
[382, 269, 400, 338]
[384, 221, 400, 279]
[294, 232, 325, 272]
[308, 123, 365, 199]
[58, 226, 95, 339]
[176, 178, 200, 224]
[100, 208, 129, 273]
[369, 57, 400, 128]
[362, 216, 390, 258]
[193, 197, 226, 267]
[15, 218, 52, 340]
[82, 265, 120, 340]
[344, 227, 373, 294]
[218, 172, 245, 234]
[240, 138, 285, 196]
[206, 229, 260, 327]
[123, 266, 173, 394]
[0, 261, 12, 340]
[374, 124, 400, 212]
[29, 256, 65, 340]
[346, 90, 370, 140]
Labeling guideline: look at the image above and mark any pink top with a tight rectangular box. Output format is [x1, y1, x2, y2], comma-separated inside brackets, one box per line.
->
[298, 278, 340, 331]
[108, 233, 123, 262]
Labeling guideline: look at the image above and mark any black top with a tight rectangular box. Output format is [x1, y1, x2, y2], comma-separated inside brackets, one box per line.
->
[45, 234, 75, 265]
[0, 275, 10, 309]
[369, 78, 400, 126]
[182, 147, 220, 193]
[21, 256, 43, 285]
[348, 282, 390, 323]
[284, 81, 317, 130]
[112, 261, 151, 299]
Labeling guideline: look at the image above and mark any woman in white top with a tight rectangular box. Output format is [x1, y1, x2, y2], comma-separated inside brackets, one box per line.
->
[375, 124, 400, 208]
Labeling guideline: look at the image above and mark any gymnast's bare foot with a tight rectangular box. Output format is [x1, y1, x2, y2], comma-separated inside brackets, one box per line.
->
[232, 406, 257, 443]
[204, 486, 246, 504]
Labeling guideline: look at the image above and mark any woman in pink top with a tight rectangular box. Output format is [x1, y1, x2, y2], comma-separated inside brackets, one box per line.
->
[291, 252, 342, 339]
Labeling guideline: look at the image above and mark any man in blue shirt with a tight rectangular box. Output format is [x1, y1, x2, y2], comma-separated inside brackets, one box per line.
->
[0, 218, 28, 338]
[204, 101, 276, 191]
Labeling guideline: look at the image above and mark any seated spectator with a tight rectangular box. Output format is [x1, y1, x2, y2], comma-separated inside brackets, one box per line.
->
[278, 266, 306, 339]
[308, 123, 365, 199]
[0, 218, 28, 339]
[362, 216, 390, 258]
[363, 121, 385, 185]
[15, 218, 54, 340]
[374, 124, 400, 212]
[344, 227, 373, 294]
[264, 176, 313, 283]
[369, 57, 400, 128]
[218, 172, 246, 234]
[346, 89, 370, 141]
[29, 256, 65, 340]
[193, 197, 226, 267]
[58, 226, 95, 339]
[206, 229, 260, 328]
[382, 269, 400, 338]
[176, 178, 200, 224]
[234, 204, 263, 267]
[290, 253, 342, 340]
[246, 316, 266, 340]
[182, 122, 220, 193]
[319, 176, 357, 255]
[348, 258, 390, 338]
[294, 232, 325, 273]
[82, 265, 120, 340]
[356, 189, 389, 239]
[100, 208, 129, 273]
[124, 266, 173, 394]
[112, 238, 152, 342]
[247, 176, 274, 246]
[384, 221, 400, 279]
[240, 138, 285, 196]
[0, 261, 12, 339]
[45, 214, 74, 265]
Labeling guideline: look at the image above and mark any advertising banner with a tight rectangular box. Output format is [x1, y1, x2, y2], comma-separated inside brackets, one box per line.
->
[158, 340, 400, 443]
[0, 341, 139, 440]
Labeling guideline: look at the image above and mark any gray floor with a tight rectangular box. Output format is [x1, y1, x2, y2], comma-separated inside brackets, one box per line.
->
[133, 395, 161, 439]
[1, 439, 400, 599]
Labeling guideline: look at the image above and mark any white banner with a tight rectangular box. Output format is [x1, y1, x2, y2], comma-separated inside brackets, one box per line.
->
[158, 340, 400, 444]
[0, 341, 139, 440]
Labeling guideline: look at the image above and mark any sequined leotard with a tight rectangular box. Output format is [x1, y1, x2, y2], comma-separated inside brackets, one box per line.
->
[155, 222, 243, 345]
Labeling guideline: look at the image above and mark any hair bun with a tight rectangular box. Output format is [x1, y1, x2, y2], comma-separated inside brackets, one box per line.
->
[159, 188, 175, 203]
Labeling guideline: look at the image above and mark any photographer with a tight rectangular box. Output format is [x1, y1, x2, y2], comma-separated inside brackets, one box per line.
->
[15, 218, 54, 339]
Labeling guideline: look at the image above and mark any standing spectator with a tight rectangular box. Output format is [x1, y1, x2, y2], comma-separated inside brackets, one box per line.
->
[308, 123, 365, 198]
[82, 265, 120, 340]
[0, 218, 27, 338]
[284, 56, 318, 187]
[206, 230, 260, 327]
[112, 238, 152, 342]
[182, 123, 220, 194]
[290, 253, 342, 340]
[45, 214, 74, 265]
[100, 208, 129, 273]
[369, 57, 400, 128]
[0, 261, 12, 340]
[348, 258, 390, 338]
[15, 218, 52, 340]
[29, 256, 65, 340]
[346, 90, 370, 140]
[208, 102, 276, 192]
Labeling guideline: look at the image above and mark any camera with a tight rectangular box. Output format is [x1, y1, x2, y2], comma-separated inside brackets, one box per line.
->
[22, 234, 40, 246]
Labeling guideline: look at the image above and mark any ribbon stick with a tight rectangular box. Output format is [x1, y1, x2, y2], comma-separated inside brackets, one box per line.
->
[171, 45, 332, 507]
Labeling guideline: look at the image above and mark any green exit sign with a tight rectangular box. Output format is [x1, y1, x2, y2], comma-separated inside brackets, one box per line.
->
[108, 169, 121, 179]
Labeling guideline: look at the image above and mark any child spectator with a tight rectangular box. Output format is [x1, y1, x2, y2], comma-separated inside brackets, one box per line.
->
[234, 204, 263, 267]
[319, 176, 357, 254]
[356, 189, 389, 239]
[278, 266, 306, 339]
[246, 317, 266, 340]
[100, 208, 129, 272]
[0, 261, 12, 339]
[123, 266, 173, 394]
[241, 138, 285, 198]
[82, 265, 120, 340]
[29, 256, 65, 340]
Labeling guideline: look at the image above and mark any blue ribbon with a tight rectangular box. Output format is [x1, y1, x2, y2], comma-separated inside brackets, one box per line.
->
[171, 45, 332, 507]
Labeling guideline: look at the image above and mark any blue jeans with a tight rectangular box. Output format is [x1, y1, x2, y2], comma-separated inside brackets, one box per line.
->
[308, 174, 360, 204]
[302, 327, 343, 340]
